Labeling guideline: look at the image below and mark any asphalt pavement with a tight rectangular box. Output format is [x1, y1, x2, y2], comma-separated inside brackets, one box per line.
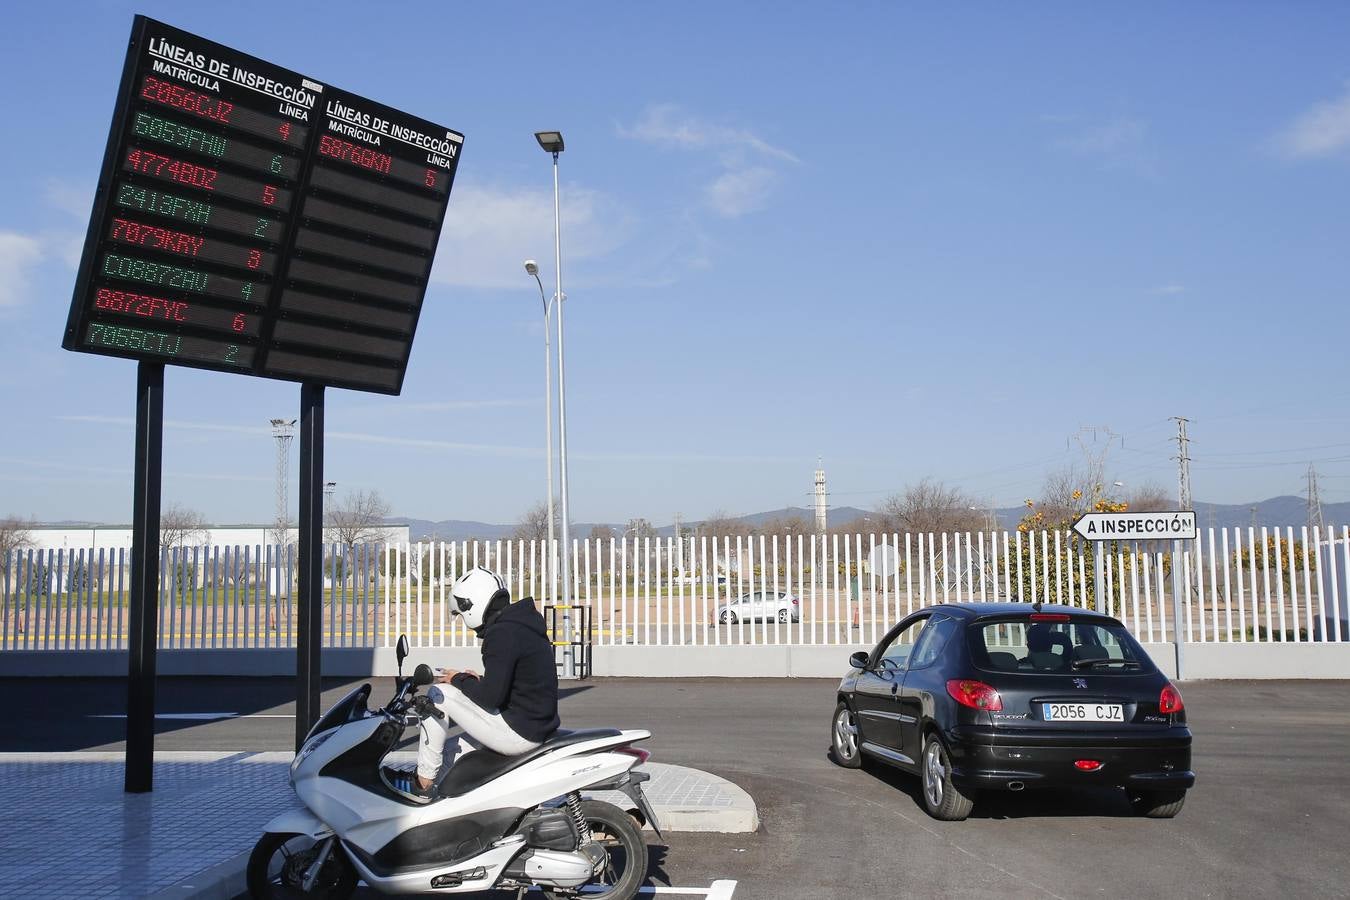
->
[7, 676, 1350, 899]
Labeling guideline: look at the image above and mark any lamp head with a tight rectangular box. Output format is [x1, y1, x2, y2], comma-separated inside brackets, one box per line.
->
[534, 131, 565, 153]
[524, 259, 539, 276]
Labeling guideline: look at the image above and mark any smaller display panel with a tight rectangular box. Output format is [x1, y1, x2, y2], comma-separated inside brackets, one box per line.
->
[63, 16, 463, 395]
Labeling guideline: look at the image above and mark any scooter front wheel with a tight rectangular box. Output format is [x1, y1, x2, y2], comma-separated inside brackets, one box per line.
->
[541, 800, 649, 900]
[246, 832, 356, 899]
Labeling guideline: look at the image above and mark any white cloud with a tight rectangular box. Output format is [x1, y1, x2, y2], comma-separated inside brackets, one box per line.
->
[431, 181, 631, 289]
[1152, 283, 1185, 296]
[618, 104, 800, 163]
[705, 167, 777, 217]
[1274, 84, 1350, 159]
[1050, 116, 1154, 174]
[618, 104, 801, 218]
[0, 232, 45, 309]
[44, 180, 93, 220]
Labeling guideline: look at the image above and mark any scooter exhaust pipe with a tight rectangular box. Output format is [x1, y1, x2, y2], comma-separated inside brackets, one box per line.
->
[1008, 781, 1025, 792]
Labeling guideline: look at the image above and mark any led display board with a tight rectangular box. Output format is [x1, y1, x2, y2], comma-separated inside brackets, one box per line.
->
[62, 16, 463, 394]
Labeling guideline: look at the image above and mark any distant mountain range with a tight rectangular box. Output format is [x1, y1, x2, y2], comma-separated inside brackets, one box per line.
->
[392, 496, 1346, 541]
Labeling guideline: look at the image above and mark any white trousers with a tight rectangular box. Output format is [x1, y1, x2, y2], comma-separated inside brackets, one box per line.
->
[415, 683, 542, 782]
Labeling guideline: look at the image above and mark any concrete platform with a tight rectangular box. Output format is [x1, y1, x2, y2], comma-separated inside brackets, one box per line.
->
[0, 751, 757, 898]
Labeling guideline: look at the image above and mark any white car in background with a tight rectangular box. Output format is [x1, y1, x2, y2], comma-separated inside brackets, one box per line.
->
[715, 591, 800, 624]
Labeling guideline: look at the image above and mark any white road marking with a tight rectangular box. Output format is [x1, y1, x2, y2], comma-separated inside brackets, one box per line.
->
[571, 882, 736, 896]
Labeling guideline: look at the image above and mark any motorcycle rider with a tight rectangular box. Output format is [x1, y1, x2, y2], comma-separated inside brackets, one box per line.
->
[393, 567, 561, 799]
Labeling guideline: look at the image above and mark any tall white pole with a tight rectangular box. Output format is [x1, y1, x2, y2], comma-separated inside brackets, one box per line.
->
[552, 150, 574, 678]
[543, 293, 555, 596]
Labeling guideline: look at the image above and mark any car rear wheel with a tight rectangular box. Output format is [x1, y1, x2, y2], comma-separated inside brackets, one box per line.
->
[777, 609, 789, 623]
[720, 610, 737, 624]
[1130, 789, 1186, 818]
[921, 734, 975, 821]
[831, 701, 862, 768]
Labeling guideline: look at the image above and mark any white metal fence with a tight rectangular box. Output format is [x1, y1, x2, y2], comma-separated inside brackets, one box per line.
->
[2, 526, 1346, 651]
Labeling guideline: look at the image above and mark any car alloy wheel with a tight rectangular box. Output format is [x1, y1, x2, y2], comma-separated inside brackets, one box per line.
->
[831, 702, 861, 768]
[777, 609, 789, 623]
[923, 737, 945, 809]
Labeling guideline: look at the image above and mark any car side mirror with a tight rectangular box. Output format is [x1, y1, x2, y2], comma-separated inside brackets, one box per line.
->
[848, 650, 869, 669]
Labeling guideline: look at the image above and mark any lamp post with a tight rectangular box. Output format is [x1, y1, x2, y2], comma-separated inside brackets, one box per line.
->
[534, 129, 574, 678]
[523, 260, 556, 599]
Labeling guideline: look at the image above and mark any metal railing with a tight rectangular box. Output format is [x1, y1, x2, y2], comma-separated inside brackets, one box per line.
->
[3, 526, 1346, 650]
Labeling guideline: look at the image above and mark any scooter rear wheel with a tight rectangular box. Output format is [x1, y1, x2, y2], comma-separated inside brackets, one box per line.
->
[246, 832, 356, 899]
[541, 800, 649, 900]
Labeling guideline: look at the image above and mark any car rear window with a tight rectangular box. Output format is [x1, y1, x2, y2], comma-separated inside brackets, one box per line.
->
[967, 616, 1153, 676]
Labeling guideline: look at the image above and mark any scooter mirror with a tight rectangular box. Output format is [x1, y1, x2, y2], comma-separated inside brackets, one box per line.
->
[396, 635, 410, 673]
[412, 663, 435, 686]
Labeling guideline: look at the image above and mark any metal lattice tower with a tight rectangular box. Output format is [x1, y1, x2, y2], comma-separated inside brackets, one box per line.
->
[1171, 417, 1192, 511]
[270, 418, 296, 546]
[814, 459, 828, 533]
[1307, 464, 1325, 532]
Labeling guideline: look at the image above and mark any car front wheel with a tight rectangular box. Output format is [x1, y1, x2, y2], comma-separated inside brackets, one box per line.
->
[831, 701, 862, 768]
[921, 734, 975, 821]
[777, 609, 789, 623]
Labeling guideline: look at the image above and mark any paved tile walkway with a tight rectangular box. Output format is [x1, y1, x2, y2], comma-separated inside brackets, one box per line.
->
[0, 751, 755, 898]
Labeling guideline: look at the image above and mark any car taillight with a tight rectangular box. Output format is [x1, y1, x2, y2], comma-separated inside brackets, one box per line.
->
[1074, 760, 1103, 771]
[946, 679, 1003, 711]
[616, 746, 651, 765]
[792, 598, 799, 605]
[1159, 683, 1184, 714]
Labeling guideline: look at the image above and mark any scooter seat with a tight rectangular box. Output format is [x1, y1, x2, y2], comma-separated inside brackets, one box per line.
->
[438, 728, 623, 798]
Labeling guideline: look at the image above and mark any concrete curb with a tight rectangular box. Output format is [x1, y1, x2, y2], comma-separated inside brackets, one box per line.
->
[144, 851, 248, 900]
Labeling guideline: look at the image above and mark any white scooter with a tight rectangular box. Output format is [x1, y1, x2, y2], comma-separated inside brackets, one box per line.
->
[248, 636, 661, 899]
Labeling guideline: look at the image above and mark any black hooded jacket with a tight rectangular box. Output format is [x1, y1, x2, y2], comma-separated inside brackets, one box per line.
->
[449, 598, 560, 742]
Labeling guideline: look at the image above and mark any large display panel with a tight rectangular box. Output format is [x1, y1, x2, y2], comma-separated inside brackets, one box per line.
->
[62, 16, 464, 394]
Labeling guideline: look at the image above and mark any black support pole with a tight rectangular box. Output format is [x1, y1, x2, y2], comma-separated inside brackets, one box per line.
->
[125, 361, 164, 793]
[296, 383, 325, 750]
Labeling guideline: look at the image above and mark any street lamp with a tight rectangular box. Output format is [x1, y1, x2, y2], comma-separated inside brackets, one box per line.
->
[534, 129, 574, 678]
[524, 260, 557, 595]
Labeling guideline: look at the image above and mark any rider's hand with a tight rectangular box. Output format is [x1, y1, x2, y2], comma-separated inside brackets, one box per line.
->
[435, 667, 458, 683]
[460, 668, 480, 679]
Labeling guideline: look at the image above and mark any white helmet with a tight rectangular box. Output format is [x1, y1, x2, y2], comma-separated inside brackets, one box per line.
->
[451, 567, 510, 632]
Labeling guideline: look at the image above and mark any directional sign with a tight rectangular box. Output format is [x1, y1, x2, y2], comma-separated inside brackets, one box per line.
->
[1072, 511, 1197, 542]
[62, 16, 463, 395]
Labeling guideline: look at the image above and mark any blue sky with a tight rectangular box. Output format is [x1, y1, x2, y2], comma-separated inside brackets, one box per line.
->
[2, 2, 1349, 527]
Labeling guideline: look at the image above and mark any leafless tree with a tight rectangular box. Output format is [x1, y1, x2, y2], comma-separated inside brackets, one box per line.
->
[875, 478, 986, 534]
[327, 489, 393, 549]
[161, 504, 209, 550]
[588, 524, 617, 543]
[511, 500, 558, 543]
[698, 510, 750, 540]
[624, 518, 657, 542]
[1126, 483, 1173, 512]
[761, 515, 813, 538]
[0, 515, 35, 573]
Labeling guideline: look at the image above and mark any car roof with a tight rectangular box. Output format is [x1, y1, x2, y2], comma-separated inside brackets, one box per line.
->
[921, 602, 1118, 622]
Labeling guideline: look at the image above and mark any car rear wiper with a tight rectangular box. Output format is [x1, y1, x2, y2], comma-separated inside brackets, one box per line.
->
[1072, 658, 1142, 669]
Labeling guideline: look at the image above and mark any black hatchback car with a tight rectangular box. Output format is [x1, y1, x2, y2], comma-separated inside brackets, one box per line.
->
[830, 602, 1193, 821]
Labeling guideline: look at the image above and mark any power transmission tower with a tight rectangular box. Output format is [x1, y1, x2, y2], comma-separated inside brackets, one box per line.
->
[1171, 417, 1192, 511]
[270, 418, 296, 547]
[814, 458, 828, 533]
[1307, 464, 1325, 533]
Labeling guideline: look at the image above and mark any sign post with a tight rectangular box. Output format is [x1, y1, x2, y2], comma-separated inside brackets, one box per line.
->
[63, 16, 464, 788]
[1072, 511, 1196, 680]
